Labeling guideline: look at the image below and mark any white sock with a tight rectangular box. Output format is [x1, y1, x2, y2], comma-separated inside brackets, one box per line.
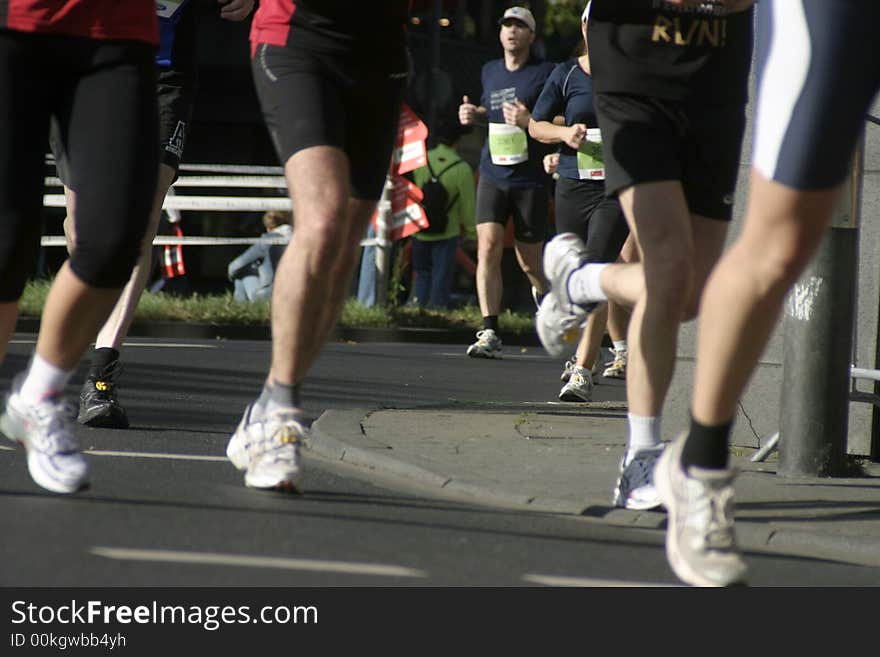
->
[625, 413, 661, 464]
[19, 353, 73, 404]
[612, 340, 627, 354]
[567, 263, 608, 305]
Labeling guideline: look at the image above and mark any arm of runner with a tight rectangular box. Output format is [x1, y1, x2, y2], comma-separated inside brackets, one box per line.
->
[502, 98, 531, 131]
[218, 0, 254, 21]
[529, 118, 586, 150]
[459, 95, 488, 126]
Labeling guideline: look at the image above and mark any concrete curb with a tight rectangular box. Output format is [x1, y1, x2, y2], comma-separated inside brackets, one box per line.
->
[309, 408, 581, 511]
[309, 409, 451, 489]
[307, 406, 880, 569]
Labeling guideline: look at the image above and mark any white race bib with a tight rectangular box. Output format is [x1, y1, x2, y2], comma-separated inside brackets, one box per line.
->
[577, 128, 604, 180]
[488, 123, 529, 166]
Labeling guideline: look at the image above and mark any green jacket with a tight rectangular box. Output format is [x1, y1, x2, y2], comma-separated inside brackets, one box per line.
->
[412, 143, 477, 242]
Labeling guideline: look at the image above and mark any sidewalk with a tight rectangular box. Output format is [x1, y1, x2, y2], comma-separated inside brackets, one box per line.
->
[307, 402, 880, 570]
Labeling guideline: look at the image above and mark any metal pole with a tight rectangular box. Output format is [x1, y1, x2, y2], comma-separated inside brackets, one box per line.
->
[778, 134, 863, 477]
[374, 174, 394, 307]
[427, 0, 441, 138]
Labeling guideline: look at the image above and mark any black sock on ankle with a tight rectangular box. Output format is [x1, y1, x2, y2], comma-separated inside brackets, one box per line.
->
[482, 316, 499, 332]
[681, 414, 732, 470]
[90, 348, 120, 374]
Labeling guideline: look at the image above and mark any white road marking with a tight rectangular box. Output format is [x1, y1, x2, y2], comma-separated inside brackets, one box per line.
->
[437, 351, 548, 361]
[0, 444, 226, 462]
[121, 342, 219, 349]
[90, 547, 428, 579]
[523, 574, 677, 588]
[8, 339, 216, 349]
[86, 449, 228, 462]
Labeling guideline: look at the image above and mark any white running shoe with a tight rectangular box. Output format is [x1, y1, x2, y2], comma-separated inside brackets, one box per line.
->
[466, 328, 502, 359]
[559, 356, 576, 382]
[603, 347, 627, 379]
[558, 365, 593, 402]
[227, 403, 305, 492]
[611, 444, 665, 510]
[653, 433, 747, 587]
[1, 381, 89, 494]
[536, 233, 596, 359]
[561, 356, 602, 386]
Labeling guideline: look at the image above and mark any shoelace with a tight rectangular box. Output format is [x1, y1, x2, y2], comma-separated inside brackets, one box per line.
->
[245, 414, 303, 462]
[475, 330, 498, 346]
[91, 360, 124, 394]
[702, 487, 737, 551]
[30, 399, 80, 454]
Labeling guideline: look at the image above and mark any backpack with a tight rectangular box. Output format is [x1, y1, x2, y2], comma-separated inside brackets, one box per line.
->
[417, 158, 466, 235]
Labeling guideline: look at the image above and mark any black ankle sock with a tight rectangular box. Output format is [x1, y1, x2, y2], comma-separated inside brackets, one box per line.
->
[482, 316, 499, 332]
[90, 348, 120, 375]
[681, 414, 732, 470]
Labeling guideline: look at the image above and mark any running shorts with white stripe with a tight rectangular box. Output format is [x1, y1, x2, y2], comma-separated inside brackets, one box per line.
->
[753, 0, 880, 190]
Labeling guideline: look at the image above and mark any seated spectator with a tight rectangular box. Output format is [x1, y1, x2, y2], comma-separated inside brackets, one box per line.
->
[228, 209, 293, 302]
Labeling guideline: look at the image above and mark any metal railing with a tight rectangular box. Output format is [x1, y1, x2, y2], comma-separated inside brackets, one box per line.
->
[40, 162, 383, 248]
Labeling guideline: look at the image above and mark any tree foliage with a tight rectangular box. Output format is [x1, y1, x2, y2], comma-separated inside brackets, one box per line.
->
[542, 0, 585, 61]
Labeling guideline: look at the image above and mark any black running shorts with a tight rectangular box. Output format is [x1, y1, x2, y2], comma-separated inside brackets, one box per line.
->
[0, 30, 158, 298]
[595, 93, 746, 221]
[50, 67, 194, 182]
[474, 176, 549, 244]
[554, 177, 628, 264]
[155, 66, 197, 172]
[251, 42, 407, 201]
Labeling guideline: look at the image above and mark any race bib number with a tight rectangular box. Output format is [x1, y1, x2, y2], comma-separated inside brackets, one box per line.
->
[156, 1, 185, 19]
[489, 123, 528, 166]
[577, 128, 605, 180]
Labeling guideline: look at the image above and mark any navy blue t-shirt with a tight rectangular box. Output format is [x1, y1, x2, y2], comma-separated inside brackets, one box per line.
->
[156, 0, 194, 70]
[477, 56, 556, 188]
[531, 58, 600, 181]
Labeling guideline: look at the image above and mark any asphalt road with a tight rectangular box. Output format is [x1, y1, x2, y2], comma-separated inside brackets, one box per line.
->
[2, 336, 879, 587]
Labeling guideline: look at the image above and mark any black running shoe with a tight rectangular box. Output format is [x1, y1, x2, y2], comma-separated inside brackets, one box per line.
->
[78, 361, 129, 429]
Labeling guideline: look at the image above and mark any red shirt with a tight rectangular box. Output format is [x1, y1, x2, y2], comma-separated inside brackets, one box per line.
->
[250, 0, 409, 60]
[2, 0, 158, 44]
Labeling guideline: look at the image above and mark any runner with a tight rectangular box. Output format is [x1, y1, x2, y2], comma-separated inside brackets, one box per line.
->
[459, 6, 554, 359]
[655, 0, 880, 586]
[226, 0, 410, 490]
[529, 4, 629, 402]
[536, 0, 754, 512]
[54, 0, 255, 429]
[0, 0, 159, 493]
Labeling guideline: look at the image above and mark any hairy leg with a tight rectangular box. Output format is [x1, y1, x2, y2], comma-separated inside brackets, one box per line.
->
[616, 181, 694, 417]
[691, 172, 837, 425]
[268, 146, 362, 387]
[475, 222, 505, 317]
[513, 239, 548, 295]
